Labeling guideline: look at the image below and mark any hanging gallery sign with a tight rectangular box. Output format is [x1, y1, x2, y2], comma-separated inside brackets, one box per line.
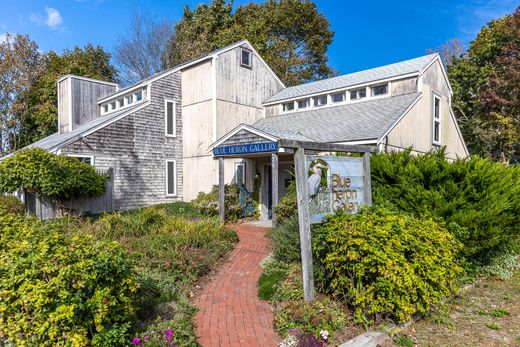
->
[306, 155, 368, 223]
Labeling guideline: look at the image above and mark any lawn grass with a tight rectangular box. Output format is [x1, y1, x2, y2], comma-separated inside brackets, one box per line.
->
[383, 270, 520, 347]
[64, 202, 238, 347]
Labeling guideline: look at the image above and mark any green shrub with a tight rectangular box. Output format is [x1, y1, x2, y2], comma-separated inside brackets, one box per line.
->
[151, 201, 203, 218]
[258, 259, 290, 301]
[313, 208, 463, 323]
[192, 184, 250, 221]
[273, 267, 346, 338]
[0, 195, 24, 215]
[268, 217, 301, 263]
[275, 180, 297, 223]
[0, 213, 139, 346]
[0, 148, 106, 201]
[371, 149, 520, 262]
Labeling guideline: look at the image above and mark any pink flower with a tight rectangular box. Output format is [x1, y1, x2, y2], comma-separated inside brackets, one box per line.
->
[132, 337, 141, 344]
[166, 336, 172, 342]
[164, 329, 173, 336]
[144, 336, 150, 340]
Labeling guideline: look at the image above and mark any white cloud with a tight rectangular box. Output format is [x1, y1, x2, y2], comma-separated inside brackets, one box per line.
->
[29, 7, 64, 29]
[45, 7, 63, 28]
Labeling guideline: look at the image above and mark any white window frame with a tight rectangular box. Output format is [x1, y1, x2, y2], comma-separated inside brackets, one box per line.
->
[313, 95, 328, 107]
[164, 99, 176, 137]
[165, 159, 177, 197]
[234, 162, 246, 186]
[240, 48, 252, 68]
[432, 93, 442, 146]
[371, 83, 389, 97]
[331, 91, 346, 103]
[67, 154, 95, 166]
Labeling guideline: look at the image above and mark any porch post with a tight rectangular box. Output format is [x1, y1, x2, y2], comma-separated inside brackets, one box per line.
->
[294, 147, 314, 301]
[219, 157, 225, 222]
[362, 152, 372, 206]
[271, 153, 279, 227]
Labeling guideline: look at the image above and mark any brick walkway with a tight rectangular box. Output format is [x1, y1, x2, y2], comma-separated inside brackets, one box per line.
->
[194, 224, 278, 347]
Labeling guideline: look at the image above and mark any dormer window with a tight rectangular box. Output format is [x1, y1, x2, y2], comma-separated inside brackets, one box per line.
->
[110, 101, 116, 110]
[350, 88, 366, 100]
[314, 95, 328, 107]
[371, 84, 388, 96]
[282, 102, 295, 112]
[126, 95, 133, 105]
[118, 98, 124, 107]
[331, 92, 345, 103]
[241, 49, 252, 68]
[298, 99, 310, 109]
[102, 104, 109, 114]
[134, 90, 143, 102]
[99, 86, 147, 115]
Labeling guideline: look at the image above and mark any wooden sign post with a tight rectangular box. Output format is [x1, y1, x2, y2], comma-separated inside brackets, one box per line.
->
[294, 147, 314, 301]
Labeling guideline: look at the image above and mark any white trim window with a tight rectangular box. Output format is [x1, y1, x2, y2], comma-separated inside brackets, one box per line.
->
[297, 99, 310, 109]
[313, 95, 328, 107]
[331, 92, 346, 103]
[166, 160, 177, 197]
[235, 162, 246, 186]
[282, 101, 295, 112]
[165, 99, 176, 137]
[240, 49, 252, 68]
[350, 88, 367, 100]
[432, 94, 442, 145]
[371, 83, 388, 96]
[68, 154, 94, 166]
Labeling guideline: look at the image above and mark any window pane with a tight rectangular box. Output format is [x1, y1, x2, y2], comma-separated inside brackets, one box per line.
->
[236, 163, 245, 185]
[167, 161, 175, 195]
[359, 88, 366, 98]
[372, 84, 388, 96]
[135, 90, 143, 101]
[434, 121, 440, 142]
[126, 95, 133, 104]
[118, 98, 124, 107]
[110, 101, 116, 110]
[283, 102, 294, 112]
[241, 50, 251, 66]
[350, 90, 357, 100]
[314, 95, 327, 106]
[166, 102, 174, 135]
[434, 97, 440, 118]
[332, 92, 345, 103]
[298, 99, 310, 108]
[78, 157, 91, 165]
[350, 88, 366, 100]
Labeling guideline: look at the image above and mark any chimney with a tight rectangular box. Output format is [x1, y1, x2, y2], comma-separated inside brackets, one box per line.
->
[57, 75, 118, 133]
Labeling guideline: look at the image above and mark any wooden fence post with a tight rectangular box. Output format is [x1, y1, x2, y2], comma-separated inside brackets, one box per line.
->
[219, 157, 225, 222]
[294, 147, 314, 301]
[271, 153, 279, 227]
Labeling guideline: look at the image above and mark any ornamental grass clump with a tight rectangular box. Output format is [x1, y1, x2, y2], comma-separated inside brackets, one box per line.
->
[313, 207, 463, 323]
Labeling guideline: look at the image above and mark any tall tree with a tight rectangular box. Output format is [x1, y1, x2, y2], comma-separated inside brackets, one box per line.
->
[164, 0, 334, 86]
[113, 11, 174, 85]
[449, 6, 519, 162]
[0, 33, 44, 155]
[427, 38, 465, 67]
[17, 44, 117, 148]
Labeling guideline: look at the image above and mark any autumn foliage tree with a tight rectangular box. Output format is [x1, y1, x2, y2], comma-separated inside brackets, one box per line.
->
[163, 0, 335, 86]
[448, 6, 520, 162]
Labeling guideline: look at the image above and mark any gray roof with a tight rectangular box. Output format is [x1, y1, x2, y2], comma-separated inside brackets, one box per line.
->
[264, 54, 437, 103]
[253, 93, 421, 143]
[25, 103, 143, 152]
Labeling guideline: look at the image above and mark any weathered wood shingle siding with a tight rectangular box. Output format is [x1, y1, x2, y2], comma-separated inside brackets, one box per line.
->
[71, 78, 116, 129]
[62, 72, 183, 211]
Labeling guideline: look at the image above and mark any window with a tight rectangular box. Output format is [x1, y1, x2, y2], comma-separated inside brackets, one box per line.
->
[118, 98, 124, 107]
[297, 99, 310, 109]
[126, 95, 133, 105]
[371, 84, 388, 96]
[331, 92, 345, 103]
[102, 104, 109, 114]
[110, 101, 116, 110]
[235, 162, 246, 186]
[314, 95, 328, 107]
[282, 102, 295, 112]
[134, 90, 143, 102]
[69, 155, 94, 166]
[165, 100, 176, 136]
[166, 160, 177, 196]
[432, 94, 441, 145]
[350, 88, 366, 100]
[241, 49, 252, 68]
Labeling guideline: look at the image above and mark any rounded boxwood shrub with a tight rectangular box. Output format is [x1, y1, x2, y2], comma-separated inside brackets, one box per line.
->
[0, 213, 139, 346]
[313, 208, 463, 323]
[0, 195, 24, 215]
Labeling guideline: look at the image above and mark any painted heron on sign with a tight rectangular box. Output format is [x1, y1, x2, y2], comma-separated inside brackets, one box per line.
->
[308, 163, 327, 198]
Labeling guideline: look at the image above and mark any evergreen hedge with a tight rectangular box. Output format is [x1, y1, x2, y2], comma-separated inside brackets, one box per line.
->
[371, 149, 520, 262]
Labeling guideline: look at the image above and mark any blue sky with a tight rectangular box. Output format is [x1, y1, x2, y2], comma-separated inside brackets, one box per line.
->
[0, 0, 517, 75]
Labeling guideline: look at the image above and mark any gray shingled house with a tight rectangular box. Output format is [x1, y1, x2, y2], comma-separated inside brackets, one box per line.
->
[18, 40, 468, 220]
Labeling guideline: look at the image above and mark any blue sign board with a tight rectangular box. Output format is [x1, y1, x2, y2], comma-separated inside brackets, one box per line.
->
[213, 141, 278, 156]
